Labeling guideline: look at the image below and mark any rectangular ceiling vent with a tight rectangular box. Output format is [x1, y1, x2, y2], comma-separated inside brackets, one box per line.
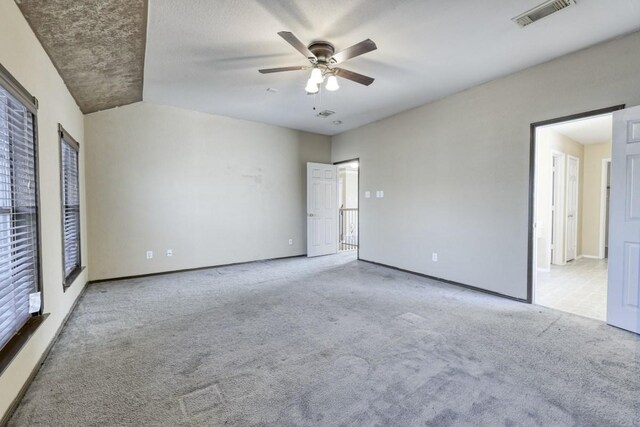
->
[316, 110, 335, 118]
[512, 0, 576, 28]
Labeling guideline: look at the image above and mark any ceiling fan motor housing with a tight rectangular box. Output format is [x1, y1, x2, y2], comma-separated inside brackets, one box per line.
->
[307, 41, 335, 63]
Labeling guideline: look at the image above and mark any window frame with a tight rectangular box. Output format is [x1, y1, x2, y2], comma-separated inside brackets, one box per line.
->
[58, 125, 82, 289]
[0, 62, 44, 374]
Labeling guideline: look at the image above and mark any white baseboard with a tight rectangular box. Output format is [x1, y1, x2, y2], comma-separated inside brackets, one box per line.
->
[581, 255, 602, 260]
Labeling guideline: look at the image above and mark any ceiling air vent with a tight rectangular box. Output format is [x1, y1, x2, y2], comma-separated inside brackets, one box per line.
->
[316, 110, 335, 118]
[512, 0, 576, 28]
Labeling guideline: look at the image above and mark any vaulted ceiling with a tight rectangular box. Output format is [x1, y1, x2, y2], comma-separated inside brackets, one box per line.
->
[16, 0, 147, 113]
[15, 0, 640, 133]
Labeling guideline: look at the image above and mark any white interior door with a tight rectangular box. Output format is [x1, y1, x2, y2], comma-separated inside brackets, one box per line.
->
[565, 155, 579, 262]
[608, 105, 640, 334]
[307, 163, 337, 257]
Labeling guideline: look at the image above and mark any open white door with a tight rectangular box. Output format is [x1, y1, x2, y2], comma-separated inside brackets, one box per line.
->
[307, 163, 337, 257]
[565, 155, 579, 262]
[608, 105, 640, 334]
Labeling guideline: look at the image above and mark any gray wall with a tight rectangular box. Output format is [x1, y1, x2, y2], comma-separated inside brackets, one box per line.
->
[85, 102, 331, 281]
[332, 31, 640, 300]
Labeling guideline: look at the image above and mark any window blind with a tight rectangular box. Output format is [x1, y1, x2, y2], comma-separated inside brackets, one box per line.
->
[60, 129, 80, 282]
[0, 84, 39, 351]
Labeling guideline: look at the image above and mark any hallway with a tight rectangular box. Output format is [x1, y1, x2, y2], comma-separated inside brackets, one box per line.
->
[536, 258, 608, 321]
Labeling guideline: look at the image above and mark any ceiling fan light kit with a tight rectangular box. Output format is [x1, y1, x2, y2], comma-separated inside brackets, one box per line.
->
[325, 74, 339, 91]
[259, 31, 377, 93]
[305, 79, 319, 94]
[310, 67, 324, 84]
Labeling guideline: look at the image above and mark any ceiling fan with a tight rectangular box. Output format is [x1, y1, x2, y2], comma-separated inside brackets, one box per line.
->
[259, 31, 377, 93]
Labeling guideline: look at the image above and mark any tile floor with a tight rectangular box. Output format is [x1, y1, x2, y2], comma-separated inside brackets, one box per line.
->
[536, 257, 608, 321]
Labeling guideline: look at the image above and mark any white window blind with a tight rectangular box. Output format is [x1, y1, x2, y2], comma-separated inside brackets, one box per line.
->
[0, 84, 39, 351]
[60, 129, 80, 282]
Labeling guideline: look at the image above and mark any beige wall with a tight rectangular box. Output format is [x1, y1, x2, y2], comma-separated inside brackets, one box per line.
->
[0, 0, 88, 419]
[582, 142, 612, 257]
[332, 31, 640, 300]
[535, 128, 584, 270]
[84, 102, 331, 281]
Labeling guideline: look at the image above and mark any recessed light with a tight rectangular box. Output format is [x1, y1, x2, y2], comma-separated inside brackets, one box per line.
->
[266, 87, 278, 93]
[333, 120, 343, 125]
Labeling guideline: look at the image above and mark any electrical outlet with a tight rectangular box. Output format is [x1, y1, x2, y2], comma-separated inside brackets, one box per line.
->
[288, 239, 293, 245]
[146, 251, 153, 260]
[432, 253, 438, 262]
[166, 249, 173, 257]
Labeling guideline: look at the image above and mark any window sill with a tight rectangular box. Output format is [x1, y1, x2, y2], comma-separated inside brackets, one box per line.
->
[63, 266, 86, 292]
[0, 314, 48, 376]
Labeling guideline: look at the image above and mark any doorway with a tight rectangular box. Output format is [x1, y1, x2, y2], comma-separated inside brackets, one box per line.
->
[600, 159, 611, 259]
[530, 106, 622, 321]
[335, 160, 359, 255]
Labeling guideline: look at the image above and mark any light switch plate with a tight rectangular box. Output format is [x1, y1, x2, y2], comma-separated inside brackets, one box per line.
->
[364, 191, 371, 198]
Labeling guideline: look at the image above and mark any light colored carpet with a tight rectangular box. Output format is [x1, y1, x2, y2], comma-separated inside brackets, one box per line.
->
[8, 253, 640, 426]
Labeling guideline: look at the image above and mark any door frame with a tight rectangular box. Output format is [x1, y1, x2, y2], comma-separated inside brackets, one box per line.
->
[564, 154, 580, 263]
[599, 158, 611, 259]
[527, 105, 625, 303]
[334, 158, 360, 260]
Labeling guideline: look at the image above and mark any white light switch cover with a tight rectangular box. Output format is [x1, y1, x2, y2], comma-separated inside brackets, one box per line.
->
[365, 191, 371, 198]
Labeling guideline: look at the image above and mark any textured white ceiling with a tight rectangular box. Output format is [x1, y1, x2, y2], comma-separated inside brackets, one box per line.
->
[547, 113, 613, 145]
[144, 0, 640, 136]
